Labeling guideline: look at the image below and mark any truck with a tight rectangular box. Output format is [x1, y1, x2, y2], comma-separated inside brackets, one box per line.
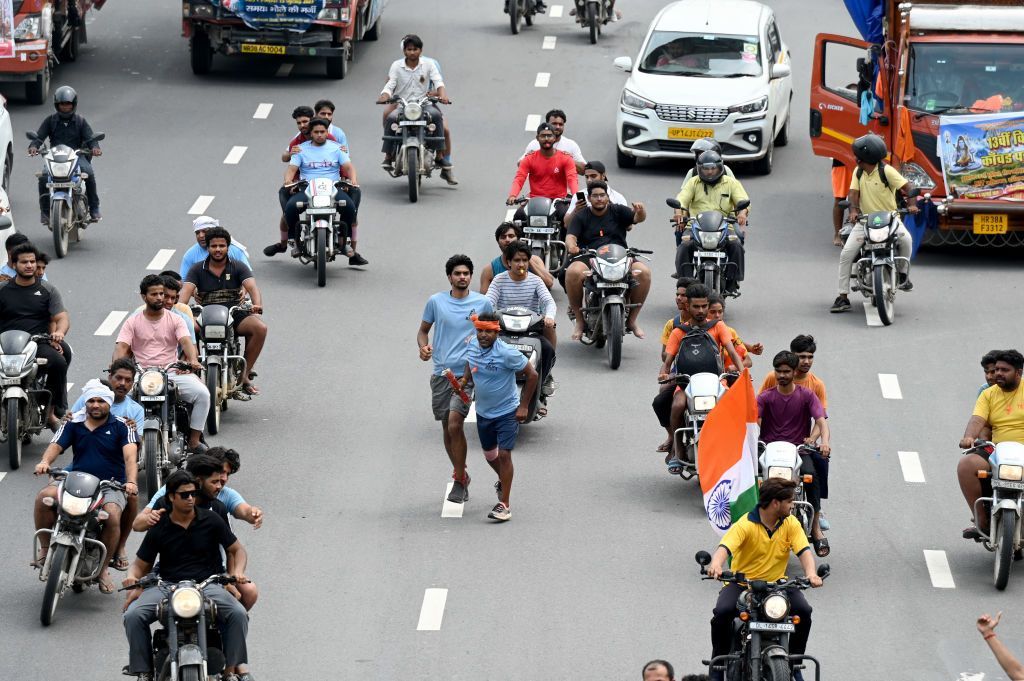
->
[182, 0, 385, 79]
[809, 1, 1024, 246]
[0, 0, 101, 105]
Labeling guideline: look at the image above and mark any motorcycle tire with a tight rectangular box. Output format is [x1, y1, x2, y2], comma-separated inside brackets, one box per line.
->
[764, 654, 791, 681]
[995, 507, 1016, 590]
[316, 229, 327, 287]
[6, 397, 20, 470]
[587, 3, 598, 44]
[605, 304, 623, 370]
[873, 264, 895, 326]
[40, 544, 69, 626]
[510, 0, 521, 34]
[180, 665, 202, 681]
[702, 269, 716, 294]
[60, 24, 81, 62]
[205, 364, 221, 435]
[407, 147, 420, 203]
[524, 4, 533, 25]
[51, 201, 69, 259]
[143, 429, 160, 499]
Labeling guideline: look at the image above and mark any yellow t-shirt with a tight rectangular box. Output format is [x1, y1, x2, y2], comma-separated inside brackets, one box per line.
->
[720, 511, 811, 582]
[849, 164, 907, 213]
[675, 174, 750, 216]
[973, 382, 1024, 444]
[760, 371, 829, 410]
[661, 318, 675, 346]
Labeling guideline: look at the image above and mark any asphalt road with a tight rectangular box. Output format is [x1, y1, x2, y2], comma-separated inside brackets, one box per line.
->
[0, 1, 1022, 679]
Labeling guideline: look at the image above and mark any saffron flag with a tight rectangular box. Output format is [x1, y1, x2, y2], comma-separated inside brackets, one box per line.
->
[697, 369, 759, 536]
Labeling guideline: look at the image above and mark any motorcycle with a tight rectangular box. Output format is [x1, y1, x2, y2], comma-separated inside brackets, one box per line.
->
[0, 330, 54, 470]
[34, 468, 125, 626]
[573, 0, 614, 44]
[196, 304, 249, 435]
[508, 0, 539, 34]
[290, 178, 353, 288]
[134, 362, 193, 499]
[965, 439, 1024, 590]
[662, 372, 733, 479]
[497, 306, 548, 422]
[122, 573, 240, 681]
[380, 95, 448, 203]
[667, 197, 750, 298]
[571, 245, 652, 370]
[511, 195, 569, 274]
[25, 131, 105, 259]
[696, 550, 829, 681]
[758, 442, 819, 540]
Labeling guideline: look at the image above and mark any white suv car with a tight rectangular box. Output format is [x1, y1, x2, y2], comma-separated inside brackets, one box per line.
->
[613, 0, 792, 174]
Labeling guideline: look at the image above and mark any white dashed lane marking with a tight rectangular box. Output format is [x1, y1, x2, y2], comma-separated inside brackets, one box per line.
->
[504, 208, 516, 222]
[94, 311, 128, 337]
[542, 36, 557, 50]
[441, 482, 464, 519]
[0, 472, 5, 484]
[146, 249, 176, 271]
[549, 4, 563, 18]
[253, 103, 273, 119]
[524, 114, 542, 131]
[465, 402, 476, 424]
[66, 383, 74, 393]
[276, 62, 294, 77]
[188, 196, 214, 215]
[223, 146, 248, 165]
[863, 302, 882, 327]
[923, 550, 956, 589]
[898, 451, 926, 483]
[878, 373, 903, 400]
[416, 588, 448, 630]
[535, 72, 550, 88]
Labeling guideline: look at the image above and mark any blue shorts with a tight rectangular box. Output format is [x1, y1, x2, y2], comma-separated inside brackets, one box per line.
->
[476, 409, 519, 452]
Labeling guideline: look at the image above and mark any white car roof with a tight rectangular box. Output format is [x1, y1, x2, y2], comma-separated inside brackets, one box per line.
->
[654, 0, 769, 35]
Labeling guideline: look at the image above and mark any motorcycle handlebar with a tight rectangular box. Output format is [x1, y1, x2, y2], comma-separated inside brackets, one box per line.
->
[119, 573, 238, 593]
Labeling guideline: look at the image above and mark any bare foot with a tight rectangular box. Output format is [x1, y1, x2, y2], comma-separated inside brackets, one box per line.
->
[832, 234, 843, 247]
[571, 320, 586, 341]
[627, 322, 645, 339]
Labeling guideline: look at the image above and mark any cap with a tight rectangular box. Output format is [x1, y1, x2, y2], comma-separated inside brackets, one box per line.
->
[192, 215, 219, 232]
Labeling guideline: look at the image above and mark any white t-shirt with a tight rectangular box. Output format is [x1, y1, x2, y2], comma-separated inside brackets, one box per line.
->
[521, 136, 586, 167]
[566, 185, 628, 214]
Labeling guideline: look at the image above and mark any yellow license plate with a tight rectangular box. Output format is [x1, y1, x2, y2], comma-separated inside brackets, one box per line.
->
[668, 128, 714, 141]
[241, 44, 286, 55]
[973, 213, 1008, 234]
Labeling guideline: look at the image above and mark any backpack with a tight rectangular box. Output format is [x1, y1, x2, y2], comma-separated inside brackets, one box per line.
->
[673, 321, 724, 376]
[856, 160, 908, 209]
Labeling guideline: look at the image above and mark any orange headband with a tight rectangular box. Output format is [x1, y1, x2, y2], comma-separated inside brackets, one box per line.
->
[471, 314, 501, 331]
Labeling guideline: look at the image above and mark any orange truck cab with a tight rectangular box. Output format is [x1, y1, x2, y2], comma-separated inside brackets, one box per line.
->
[182, 0, 385, 80]
[810, 1, 1024, 246]
[0, 0, 101, 104]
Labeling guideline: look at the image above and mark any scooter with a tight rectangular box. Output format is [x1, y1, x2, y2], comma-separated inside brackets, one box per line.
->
[497, 306, 548, 422]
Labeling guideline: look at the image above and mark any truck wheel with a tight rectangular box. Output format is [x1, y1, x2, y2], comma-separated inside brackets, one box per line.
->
[365, 13, 382, 41]
[326, 42, 348, 80]
[60, 25, 81, 62]
[190, 29, 214, 75]
[25, 65, 50, 106]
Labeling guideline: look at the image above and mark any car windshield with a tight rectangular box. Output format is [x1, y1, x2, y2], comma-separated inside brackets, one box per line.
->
[906, 42, 1024, 115]
[639, 31, 762, 77]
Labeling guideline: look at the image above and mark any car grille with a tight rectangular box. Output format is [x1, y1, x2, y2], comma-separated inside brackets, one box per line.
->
[655, 105, 728, 123]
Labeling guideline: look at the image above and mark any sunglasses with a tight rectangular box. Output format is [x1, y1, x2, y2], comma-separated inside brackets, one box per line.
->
[175, 490, 198, 499]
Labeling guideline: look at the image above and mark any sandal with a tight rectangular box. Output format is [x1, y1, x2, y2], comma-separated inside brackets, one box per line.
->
[97, 574, 115, 594]
[241, 383, 260, 396]
[657, 440, 672, 453]
[813, 537, 830, 557]
[110, 554, 130, 572]
[667, 458, 684, 475]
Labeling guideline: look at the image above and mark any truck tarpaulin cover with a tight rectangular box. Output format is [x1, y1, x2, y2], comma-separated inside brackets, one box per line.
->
[939, 111, 1024, 201]
[843, 0, 884, 43]
[222, 0, 328, 32]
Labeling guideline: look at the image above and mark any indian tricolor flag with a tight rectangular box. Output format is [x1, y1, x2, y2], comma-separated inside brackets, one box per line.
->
[697, 369, 760, 535]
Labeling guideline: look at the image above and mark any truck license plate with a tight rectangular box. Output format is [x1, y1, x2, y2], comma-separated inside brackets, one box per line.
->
[973, 214, 1008, 235]
[668, 128, 714, 140]
[748, 622, 795, 632]
[241, 44, 286, 55]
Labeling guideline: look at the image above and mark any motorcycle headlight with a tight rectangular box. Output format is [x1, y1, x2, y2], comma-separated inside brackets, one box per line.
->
[899, 163, 936, 191]
[762, 594, 790, 622]
[621, 89, 655, 110]
[204, 325, 226, 340]
[693, 395, 716, 411]
[529, 216, 548, 227]
[140, 371, 165, 396]
[171, 587, 204, 618]
[867, 227, 889, 243]
[502, 315, 529, 332]
[60, 493, 91, 517]
[311, 194, 332, 208]
[767, 466, 792, 481]
[999, 465, 1024, 481]
[1, 353, 29, 376]
[404, 102, 423, 121]
[48, 161, 74, 178]
[728, 96, 768, 115]
[597, 259, 627, 281]
[14, 16, 40, 40]
[699, 231, 721, 250]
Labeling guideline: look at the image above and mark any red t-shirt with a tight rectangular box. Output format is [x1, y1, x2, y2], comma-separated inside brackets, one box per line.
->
[509, 150, 578, 199]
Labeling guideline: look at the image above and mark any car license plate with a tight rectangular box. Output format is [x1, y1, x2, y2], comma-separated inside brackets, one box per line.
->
[139, 395, 165, 402]
[993, 479, 1024, 490]
[596, 281, 623, 288]
[748, 622, 796, 633]
[509, 343, 533, 352]
[524, 226, 555, 234]
[241, 43, 286, 55]
[668, 128, 715, 140]
[973, 213, 1008, 234]
[695, 250, 725, 258]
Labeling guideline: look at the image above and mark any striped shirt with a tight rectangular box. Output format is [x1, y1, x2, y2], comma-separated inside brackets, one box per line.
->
[486, 271, 556, 318]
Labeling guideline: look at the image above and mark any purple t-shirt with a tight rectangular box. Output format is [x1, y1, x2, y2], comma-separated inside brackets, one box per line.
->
[756, 386, 825, 445]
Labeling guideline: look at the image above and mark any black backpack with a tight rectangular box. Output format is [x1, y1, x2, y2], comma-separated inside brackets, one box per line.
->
[856, 160, 907, 209]
[673, 321, 724, 376]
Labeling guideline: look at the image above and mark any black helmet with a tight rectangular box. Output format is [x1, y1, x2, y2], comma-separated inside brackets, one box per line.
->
[54, 86, 77, 119]
[852, 133, 887, 165]
[696, 150, 725, 185]
[691, 138, 722, 166]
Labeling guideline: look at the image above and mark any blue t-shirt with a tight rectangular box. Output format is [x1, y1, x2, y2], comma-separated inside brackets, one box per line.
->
[147, 485, 245, 513]
[422, 291, 493, 376]
[329, 124, 349, 152]
[179, 243, 251, 279]
[290, 140, 350, 180]
[70, 395, 144, 439]
[52, 415, 137, 483]
[465, 337, 527, 419]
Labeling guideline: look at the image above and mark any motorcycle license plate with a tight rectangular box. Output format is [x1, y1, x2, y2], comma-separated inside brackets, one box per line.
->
[241, 43, 286, 55]
[524, 227, 556, 234]
[48, 182, 73, 189]
[993, 479, 1024, 491]
[748, 622, 796, 633]
[862, 242, 889, 250]
[139, 395, 165, 402]
[399, 121, 426, 126]
[596, 281, 623, 288]
[1, 378, 20, 386]
[695, 251, 725, 258]
[509, 343, 533, 352]
[668, 127, 714, 140]
[973, 213, 1008, 234]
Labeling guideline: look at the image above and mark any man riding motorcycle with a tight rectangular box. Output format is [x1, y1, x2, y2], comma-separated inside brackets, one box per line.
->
[520, 108, 585, 175]
[479, 222, 554, 293]
[28, 85, 103, 223]
[507, 123, 579, 226]
[180, 215, 251, 279]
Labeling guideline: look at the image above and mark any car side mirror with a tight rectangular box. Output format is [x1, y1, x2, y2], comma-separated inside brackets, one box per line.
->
[0, 215, 12, 230]
[695, 550, 712, 566]
[770, 63, 791, 80]
[613, 56, 633, 73]
[666, 198, 682, 210]
[735, 199, 751, 212]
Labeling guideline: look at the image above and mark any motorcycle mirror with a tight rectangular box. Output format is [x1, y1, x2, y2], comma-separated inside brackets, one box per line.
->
[734, 199, 751, 212]
[817, 563, 830, 578]
[25, 131, 40, 141]
[666, 198, 682, 210]
[0, 215, 12, 230]
[695, 550, 712, 566]
[90, 133, 106, 143]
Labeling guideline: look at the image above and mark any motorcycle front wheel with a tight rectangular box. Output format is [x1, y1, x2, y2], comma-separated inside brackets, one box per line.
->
[407, 146, 420, 203]
[587, 3, 598, 44]
[51, 200, 69, 258]
[510, 0, 521, 34]
[873, 264, 895, 326]
[764, 654, 791, 681]
[180, 665, 202, 681]
[605, 304, 623, 370]
[40, 544, 70, 626]
[6, 397, 20, 470]
[316, 229, 327, 287]
[205, 364, 221, 435]
[995, 507, 1016, 590]
[143, 429, 160, 498]
[702, 268, 716, 294]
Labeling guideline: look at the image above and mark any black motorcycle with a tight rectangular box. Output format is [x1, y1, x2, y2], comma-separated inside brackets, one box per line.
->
[380, 95, 448, 202]
[511, 195, 569, 274]
[497, 306, 548, 422]
[0, 330, 55, 470]
[134, 362, 193, 498]
[289, 178, 354, 288]
[34, 468, 125, 626]
[196, 304, 248, 435]
[696, 550, 829, 681]
[573, 0, 615, 44]
[122, 573, 239, 681]
[667, 197, 749, 297]
[508, 0, 540, 35]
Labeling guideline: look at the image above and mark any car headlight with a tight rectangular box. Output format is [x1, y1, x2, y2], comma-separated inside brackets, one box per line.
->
[728, 97, 768, 114]
[529, 215, 548, 227]
[14, 16, 40, 40]
[867, 227, 889, 243]
[1, 353, 29, 376]
[317, 7, 339, 20]
[311, 194, 332, 208]
[502, 315, 529, 332]
[693, 395, 717, 411]
[899, 163, 936, 191]
[767, 466, 792, 480]
[140, 371, 165, 396]
[699, 231, 721, 250]
[999, 465, 1024, 481]
[762, 594, 790, 621]
[405, 102, 423, 121]
[597, 260, 627, 281]
[48, 161, 74, 178]
[171, 587, 204, 618]
[621, 89, 655, 110]
[60, 493, 91, 517]
[204, 325, 226, 340]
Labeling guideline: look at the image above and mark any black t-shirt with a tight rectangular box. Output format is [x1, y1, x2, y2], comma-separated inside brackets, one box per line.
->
[185, 257, 253, 306]
[137, 507, 238, 583]
[567, 204, 635, 249]
[0, 279, 64, 334]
